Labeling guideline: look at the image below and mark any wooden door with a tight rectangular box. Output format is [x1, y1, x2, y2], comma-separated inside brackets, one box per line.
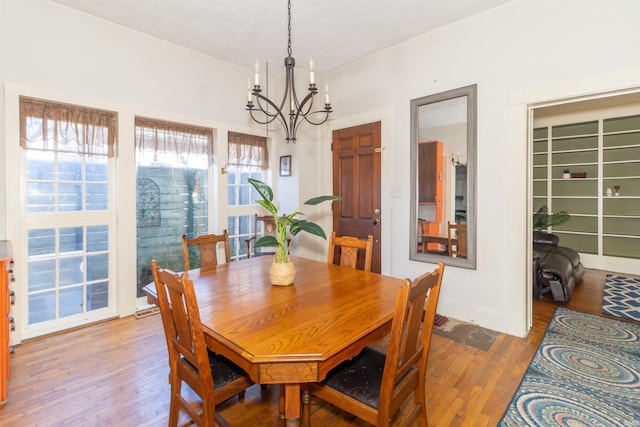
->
[332, 122, 382, 273]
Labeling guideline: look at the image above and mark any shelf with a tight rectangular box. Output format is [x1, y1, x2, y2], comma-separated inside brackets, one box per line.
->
[534, 114, 640, 260]
[550, 148, 598, 154]
[550, 196, 598, 199]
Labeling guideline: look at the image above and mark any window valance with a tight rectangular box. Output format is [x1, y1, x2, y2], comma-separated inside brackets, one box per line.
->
[135, 117, 213, 164]
[228, 132, 268, 169]
[20, 96, 118, 157]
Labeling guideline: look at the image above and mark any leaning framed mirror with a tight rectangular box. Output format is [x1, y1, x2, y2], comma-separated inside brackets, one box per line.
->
[409, 84, 477, 269]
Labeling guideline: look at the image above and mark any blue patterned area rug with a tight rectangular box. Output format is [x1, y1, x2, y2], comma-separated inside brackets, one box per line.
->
[499, 307, 640, 426]
[603, 274, 640, 321]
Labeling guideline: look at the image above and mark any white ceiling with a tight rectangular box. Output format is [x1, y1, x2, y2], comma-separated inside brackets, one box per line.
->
[49, 0, 510, 74]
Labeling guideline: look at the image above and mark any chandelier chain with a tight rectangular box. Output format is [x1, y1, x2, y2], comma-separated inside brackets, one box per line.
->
[287, 0, 292, 57]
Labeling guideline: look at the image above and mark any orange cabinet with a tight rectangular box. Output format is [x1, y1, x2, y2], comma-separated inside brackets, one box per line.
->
[418, 142, 443, 250]
[1, 241, 13, 405]
[418, 141, 442, 208]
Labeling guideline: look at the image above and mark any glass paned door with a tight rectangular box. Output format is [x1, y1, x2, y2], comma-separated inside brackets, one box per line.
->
[20, 98, 116, 338]
[227, 165, 264, 261]
[25, 147, 113, 331]
[134, 119, 212, 297]
[27, 226, 109, 324]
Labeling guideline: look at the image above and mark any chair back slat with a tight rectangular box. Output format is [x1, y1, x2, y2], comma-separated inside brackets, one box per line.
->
[379, 263, 445, 420]
[166, 285, 198, 367]
[152, 260, 252, 426]
[327, 232, 374, 272]
[152, 261, 214, 389]
[260, 215, 278, 237]
[246, 214, 292, 258]
[254, 215, 278, 256]
[182, 230, 231, 270]
[447, 222, 467, 258]
[304, 263, 445, 426]
[198, 242, 219, 267]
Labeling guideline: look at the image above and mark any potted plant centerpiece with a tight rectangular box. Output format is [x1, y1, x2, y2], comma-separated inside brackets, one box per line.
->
[248, 178, 340, 286]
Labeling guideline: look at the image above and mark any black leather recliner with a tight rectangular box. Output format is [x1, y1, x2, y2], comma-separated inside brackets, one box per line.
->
[533, 231, 585, 303]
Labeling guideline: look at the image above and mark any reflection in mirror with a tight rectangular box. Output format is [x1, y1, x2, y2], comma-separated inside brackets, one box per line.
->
[410, 85, 476, 269]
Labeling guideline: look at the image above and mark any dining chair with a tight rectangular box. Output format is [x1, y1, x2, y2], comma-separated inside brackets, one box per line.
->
[244, 214, 290, 258]
[151, 260, 252, 427]
[245, 214, 276, 258]
[303, 262, 445, 427]
[182, 230, 231, 270]
[327, 232, 374, 272]
[447, 222, 467, 258]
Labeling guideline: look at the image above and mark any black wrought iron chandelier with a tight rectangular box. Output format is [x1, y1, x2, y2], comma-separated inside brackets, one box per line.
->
[246, 0, 332, 143]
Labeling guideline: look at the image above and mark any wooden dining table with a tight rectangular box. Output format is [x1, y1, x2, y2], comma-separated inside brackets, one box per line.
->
[143, 255, 405, 427]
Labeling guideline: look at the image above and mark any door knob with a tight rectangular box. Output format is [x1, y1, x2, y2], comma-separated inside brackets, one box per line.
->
[373, 219, 381, 225]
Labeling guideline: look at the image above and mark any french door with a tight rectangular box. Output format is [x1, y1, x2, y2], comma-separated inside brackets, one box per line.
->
[20, 97, 117, 339]
[23, 151, 116, 338]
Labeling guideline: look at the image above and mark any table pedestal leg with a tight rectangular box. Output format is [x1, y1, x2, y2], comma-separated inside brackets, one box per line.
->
[284, 383, 301, 427]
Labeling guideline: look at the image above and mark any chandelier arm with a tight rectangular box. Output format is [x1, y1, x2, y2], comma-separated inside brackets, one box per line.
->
[268, 108, 292, 141]
[247, 108, 279, 126]
[294, 90, 315, 117]
[281, 56, 296, 112]
[277, 114, 292, 141]
[252, 92, 283, 119]
[295, 90, 331, 125]
[301, 110, 332, 126]
[250, 104, 293, 140]
[289, 109, 300, 141]
[285, 56, 301, 113]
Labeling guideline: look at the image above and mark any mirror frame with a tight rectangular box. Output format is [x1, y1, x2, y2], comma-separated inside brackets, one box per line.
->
[409, 84, 477, 269]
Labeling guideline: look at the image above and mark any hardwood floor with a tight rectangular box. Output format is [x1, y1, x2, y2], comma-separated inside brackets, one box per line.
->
[0, 268, 635, 426]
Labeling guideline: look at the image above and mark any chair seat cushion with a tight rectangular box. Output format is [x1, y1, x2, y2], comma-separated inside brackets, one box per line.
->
[208, 352, 248, 389]
[321, 347, 385, 409]
[183, 352, 247, 390]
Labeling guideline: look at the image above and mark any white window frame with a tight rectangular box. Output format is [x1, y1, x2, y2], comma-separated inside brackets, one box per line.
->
[14, 103, 118, 340]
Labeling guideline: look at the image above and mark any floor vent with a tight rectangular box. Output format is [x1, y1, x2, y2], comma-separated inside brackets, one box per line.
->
[134, 306, 160, 319]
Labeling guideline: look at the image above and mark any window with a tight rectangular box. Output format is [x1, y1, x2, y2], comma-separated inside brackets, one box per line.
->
[135, 117, 213, 295]
[19, 97, 116, 334]
[226, 132, 268, 260]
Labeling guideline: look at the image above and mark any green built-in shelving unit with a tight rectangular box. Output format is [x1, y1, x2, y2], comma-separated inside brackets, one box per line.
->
[533, 114, 640, 259]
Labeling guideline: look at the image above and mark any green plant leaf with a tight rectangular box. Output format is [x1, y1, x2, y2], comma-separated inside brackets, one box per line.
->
[255, 199, 277, 215]
[248, 178, 273, 202]
[294, 220, 327, 239]
[304, 195, 341, 205]
[255, 235, 278, 248]
[247, 178, 335, 257]
[533, 205, 570, 231]
[281, 213, 301, 224]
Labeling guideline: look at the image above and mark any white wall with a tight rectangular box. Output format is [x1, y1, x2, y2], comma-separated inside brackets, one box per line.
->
[316, 0, 640, 335]
[0, 0, 268, 338]
[3, 0, 640, 338]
